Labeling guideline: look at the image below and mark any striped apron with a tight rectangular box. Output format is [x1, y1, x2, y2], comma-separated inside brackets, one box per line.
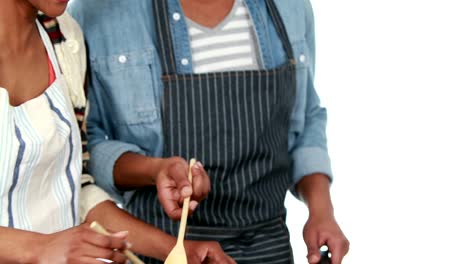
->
[0, 21, 81, 233]
[129, 1, 296, 263]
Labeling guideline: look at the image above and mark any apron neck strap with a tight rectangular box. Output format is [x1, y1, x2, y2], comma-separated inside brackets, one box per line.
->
[264, 0, 296, 64]
[153, 0, 179, 75]
[154, 0, 296, 75]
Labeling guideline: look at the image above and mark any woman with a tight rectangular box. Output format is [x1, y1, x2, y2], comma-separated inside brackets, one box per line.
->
[0, 1, 232, 263]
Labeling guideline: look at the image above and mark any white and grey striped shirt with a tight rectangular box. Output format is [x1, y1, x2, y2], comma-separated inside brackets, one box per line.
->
[186, 0, 262, 73]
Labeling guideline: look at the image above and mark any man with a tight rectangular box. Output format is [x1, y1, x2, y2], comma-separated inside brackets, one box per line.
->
[69, 0, 349, 263]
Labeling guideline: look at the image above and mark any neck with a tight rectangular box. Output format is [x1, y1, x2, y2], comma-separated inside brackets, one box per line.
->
[183, 0, 222, 4]
[0, 0, 38, 55]
[181, 0, 233, 8]
[180, 0, 235, 28]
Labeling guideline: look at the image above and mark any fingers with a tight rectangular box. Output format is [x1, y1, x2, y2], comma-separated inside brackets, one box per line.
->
[188, 200, 199, 216]
[82, 244, 128, 264]
[328, 237, 349, 264]
[78, 257, 113, 264]
[84, 228, 128, 250]
[303, 222, 321, 264]
[157, 187, 183, 220]
[226, 255, 237, 264]
[205, 242, 235, 264]
[81, 226, 130, 263]
[167, 158, 192, 197]
[303, 216, 349, 264]
[306, 235, 321, 263]
[191, 161, 211, 202]
[156, 158, 189, 220]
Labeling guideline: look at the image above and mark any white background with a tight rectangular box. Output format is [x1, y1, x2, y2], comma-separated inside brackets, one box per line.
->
[285, 0, 468, 263]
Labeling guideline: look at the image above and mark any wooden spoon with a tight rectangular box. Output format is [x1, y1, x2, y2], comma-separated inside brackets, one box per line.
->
[164, 158, 196, 264]
[89, 221, 145, 264]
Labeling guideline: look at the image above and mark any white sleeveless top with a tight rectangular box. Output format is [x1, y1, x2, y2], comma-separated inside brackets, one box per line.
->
[0, 21, 81, 233]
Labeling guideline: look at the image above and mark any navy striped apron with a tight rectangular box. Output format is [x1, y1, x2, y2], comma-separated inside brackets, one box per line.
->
[129, 1, 297, 263]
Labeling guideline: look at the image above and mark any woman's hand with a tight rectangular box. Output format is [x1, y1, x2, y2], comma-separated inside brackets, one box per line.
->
[184, 240, 236, 264]
[36, 224, 130, 264]
[154, 157, 211, 220]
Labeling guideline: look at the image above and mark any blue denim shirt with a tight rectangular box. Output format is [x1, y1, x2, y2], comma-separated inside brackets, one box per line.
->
[68, 0, 332, 201]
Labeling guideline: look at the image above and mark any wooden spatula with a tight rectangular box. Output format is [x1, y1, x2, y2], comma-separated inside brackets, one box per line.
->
[164, 158, 196, 264]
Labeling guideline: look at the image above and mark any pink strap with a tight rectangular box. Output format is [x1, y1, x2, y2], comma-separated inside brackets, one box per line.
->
[48, 57, 56, 85]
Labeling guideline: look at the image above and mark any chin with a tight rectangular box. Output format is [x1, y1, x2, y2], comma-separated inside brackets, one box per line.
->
[38, 2, 68, 18]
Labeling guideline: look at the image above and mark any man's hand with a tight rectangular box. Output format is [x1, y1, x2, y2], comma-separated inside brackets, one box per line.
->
[296, 173, 349, 264]
[114, 153, 211, 220]
[303, 214, 349, 264]
[184, 240, 236, 264]
[154, 157, 211, 220]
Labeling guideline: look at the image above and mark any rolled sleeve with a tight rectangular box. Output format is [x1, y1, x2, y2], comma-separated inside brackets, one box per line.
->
[289, 1, 333, 196]
[291, 146, 333, 185]
[88, 140, 144, 203]
[79, 174, 114, 223]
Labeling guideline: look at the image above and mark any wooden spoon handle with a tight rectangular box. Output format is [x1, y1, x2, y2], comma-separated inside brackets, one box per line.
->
[176, 158, 196, 245]
[90, 221, 145, 264]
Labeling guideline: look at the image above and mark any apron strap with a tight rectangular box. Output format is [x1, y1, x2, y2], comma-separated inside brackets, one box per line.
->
[264, 0, 296, 63]
[153, 0, 179, 75]
[153, 0, 296, 75]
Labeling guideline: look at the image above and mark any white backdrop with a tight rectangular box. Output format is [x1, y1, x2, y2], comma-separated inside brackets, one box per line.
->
[285, 0, 468, 263]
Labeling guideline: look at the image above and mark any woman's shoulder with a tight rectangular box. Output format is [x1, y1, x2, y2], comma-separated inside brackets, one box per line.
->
[37, 12, 87, 109]
[56, 12, 84, 40]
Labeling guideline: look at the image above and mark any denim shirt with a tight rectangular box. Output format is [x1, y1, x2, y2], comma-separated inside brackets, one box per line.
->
[68, 0, 332, 201]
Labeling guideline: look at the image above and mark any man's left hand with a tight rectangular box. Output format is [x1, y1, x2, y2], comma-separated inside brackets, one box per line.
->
[303, 214, 349, 264]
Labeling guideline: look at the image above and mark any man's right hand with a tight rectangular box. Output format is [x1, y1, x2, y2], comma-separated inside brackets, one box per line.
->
[184, 240, 236, 264]
[153, 157, 211, 220]
[114, 153, 211, 219]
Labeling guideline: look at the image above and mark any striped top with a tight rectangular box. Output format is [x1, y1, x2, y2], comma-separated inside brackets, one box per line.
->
[0, 21, 81, 234]
[187, 0, 261, 73]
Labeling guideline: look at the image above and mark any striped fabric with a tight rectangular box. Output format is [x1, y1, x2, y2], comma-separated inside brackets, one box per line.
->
[0, 21, 81, 233]
[186, 218, 293, 264]
[36, 14, 66, 44]
[187, 0, 261, 73]
[37, 13, 90, 175]
[37, 13, 112, 223]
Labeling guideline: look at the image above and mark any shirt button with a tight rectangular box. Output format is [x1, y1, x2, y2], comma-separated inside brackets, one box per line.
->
[66, 39, 80, 53]
[118, 55, 127, 64]
[299, 54, 306, 63]
[181, 58, 189, 65]
[173, 12, 181, 21]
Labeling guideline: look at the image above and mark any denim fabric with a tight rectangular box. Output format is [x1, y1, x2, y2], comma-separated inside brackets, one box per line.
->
[68, 0, 332, 202]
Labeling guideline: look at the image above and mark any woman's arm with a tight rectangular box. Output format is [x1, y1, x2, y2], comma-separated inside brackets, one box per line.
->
[0, 227, 43, 264]
[85, 200, 174, 260]
[85, 201, 235, 263]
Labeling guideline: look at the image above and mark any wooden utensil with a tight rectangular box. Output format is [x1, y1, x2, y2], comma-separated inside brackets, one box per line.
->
[90, 221, 145, 264]
[164, 158, 196, 264]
